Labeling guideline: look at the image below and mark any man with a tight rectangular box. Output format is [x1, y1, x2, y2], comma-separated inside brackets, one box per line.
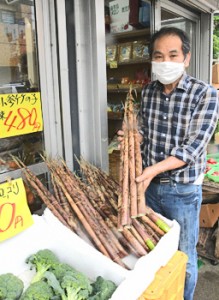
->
[118, 27, 218, 300]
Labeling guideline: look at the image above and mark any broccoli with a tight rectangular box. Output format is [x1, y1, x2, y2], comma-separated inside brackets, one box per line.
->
[42, 265, 93, 300]
[0, 273, 24, 300]
[19, 280, 55, 300]
[88, 276, 117, 300]
[47, 262, 93, 299]
[51, 263, 77, 282]
[60, 270, 93, 300]
[43, 270, 66, 299]
[25, 249, 60, 283]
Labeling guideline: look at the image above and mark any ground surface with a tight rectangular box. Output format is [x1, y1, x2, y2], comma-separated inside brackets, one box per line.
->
[194, 257, 219, 300]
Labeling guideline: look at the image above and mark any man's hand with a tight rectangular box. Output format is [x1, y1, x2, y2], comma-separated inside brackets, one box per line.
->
[117, 129, 124, 150]
[135, 156, 186, 191]
[117, 129, 124, 142]
[136, 165, 157, 191]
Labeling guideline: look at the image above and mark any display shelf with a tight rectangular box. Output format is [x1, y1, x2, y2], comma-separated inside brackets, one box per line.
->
[108, 111, 124, 120]
[107, 83, 143, 93]
[106, 28, 150, 41]
[107, 58, 150, 66]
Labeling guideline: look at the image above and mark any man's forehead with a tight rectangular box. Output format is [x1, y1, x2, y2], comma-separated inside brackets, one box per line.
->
[153, 49, 180, 54]
[154, 48, 180, 53]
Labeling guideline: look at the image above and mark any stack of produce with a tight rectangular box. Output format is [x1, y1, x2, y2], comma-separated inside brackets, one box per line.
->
[13, 156, 170, 270]
[118, 89, 145, 229]
[0, 249, 117, 300]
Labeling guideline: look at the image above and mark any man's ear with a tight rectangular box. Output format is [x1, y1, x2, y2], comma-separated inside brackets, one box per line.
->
[184, 52, 191, 68]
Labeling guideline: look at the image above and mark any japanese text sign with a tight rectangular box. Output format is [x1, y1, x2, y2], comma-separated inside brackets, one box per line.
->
[0, 178, 34, 242]
[0, 92, 43, 138]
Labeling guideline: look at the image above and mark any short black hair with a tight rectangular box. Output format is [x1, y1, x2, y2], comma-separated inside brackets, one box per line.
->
[149, 27, 191, 59]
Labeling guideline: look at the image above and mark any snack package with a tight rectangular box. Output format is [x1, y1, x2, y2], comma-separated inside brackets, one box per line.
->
[142, 43, 149, 59]
[132, 41, 143, 59]
[106, 45, 118, 63]
[118, 43, 132, 62]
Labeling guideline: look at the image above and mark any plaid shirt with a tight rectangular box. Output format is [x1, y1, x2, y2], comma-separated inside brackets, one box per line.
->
[138, 72, 219, 183]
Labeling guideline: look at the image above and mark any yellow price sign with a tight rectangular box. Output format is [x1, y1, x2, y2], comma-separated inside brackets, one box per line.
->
[0, 92, 43, 138]
[0, 178, 34, 242]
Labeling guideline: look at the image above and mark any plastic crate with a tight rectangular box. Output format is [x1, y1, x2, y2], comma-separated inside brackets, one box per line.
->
[138, 251, 188, 300]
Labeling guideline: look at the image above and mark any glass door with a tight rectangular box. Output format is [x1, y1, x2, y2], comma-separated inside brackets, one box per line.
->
[160, 0, 200, 77]
[0, 0, 44, 175]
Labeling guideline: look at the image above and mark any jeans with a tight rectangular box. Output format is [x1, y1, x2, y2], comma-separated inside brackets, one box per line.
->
[146, 181, 202, 300]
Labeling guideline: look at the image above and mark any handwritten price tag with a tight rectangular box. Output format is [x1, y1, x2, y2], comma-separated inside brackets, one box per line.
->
[0, 178, 34, 242]
[0, 92, 43, 138]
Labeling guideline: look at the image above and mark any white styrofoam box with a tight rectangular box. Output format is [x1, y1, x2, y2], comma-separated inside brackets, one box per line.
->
[109, 0, 133, 33]
[111, 216, 180, 299]
[0, 209, 128, 287]
[0, 209, 180, 300]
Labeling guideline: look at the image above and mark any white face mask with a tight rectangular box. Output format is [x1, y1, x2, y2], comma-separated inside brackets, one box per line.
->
[152, 61, 185, 85]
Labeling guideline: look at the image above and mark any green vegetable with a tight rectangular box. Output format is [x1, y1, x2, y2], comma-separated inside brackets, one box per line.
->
[60, 270, 93, 300]
[0, 273, 24, 300]
[43, 270, 66, 299]
[23, 249, 117, 300]
[26, 249, 60, 283]
[145, 239, 155, 250]
[89, 276, 117, 300]
[19, 280, 55, 300]
[155, 219, 170, 233]
[51, 263, 77, 282]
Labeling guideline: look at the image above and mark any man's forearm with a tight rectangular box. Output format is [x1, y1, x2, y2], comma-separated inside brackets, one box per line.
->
[152, 156, 186, 176]
[136, 156, 186, 189]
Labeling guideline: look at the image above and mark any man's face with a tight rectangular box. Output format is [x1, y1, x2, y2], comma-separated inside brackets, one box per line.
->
[152, 34, 190, 67]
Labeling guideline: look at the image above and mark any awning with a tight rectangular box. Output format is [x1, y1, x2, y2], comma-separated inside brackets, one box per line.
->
[181, 0, 219, 13]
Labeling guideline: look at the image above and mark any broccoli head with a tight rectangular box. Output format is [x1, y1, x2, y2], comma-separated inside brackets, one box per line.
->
[51, 263, 77, 282]
[0, 273, 24, 300]
[89, 276, 117, 300]
[19, 280, 55, 300]
[26, 249, 60, 283]
[60, 270, 93, 300]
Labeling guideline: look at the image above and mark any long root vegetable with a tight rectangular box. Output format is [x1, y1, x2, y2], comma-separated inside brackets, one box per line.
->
[118, 88, 146, 228]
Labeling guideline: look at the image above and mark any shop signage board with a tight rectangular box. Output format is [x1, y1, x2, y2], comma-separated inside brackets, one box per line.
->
[0, 178, 33, 242]
[0, 92, 43, 138]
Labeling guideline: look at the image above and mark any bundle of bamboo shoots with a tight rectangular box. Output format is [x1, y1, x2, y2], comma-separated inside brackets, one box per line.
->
[118, 89, 146, 229]
[78, 158, 170, 251]
[12, 156, 170, 269]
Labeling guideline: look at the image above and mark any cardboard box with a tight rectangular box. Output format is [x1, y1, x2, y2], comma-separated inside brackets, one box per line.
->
[200, 203, 219, 228]
[212, 83, 219, 90]
[212, 63, 219, 84]
[0, 209, 180, 300]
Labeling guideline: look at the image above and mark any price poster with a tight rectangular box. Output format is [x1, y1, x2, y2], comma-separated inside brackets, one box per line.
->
[0, 92, 43, 138]
[0, 178, 34, 242]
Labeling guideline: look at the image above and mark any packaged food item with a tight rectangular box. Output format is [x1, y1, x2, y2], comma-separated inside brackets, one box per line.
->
[118, 43, 132, 62]
[132, 41, 143, 59]
[106, 45, 118, 63]
[142, 43, 149, 59]
[121, 77, 129, 84]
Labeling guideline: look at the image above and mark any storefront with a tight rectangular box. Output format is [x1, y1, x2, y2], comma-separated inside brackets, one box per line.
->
[0, 1, 219, 297]
[0, 0, 218, 189]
